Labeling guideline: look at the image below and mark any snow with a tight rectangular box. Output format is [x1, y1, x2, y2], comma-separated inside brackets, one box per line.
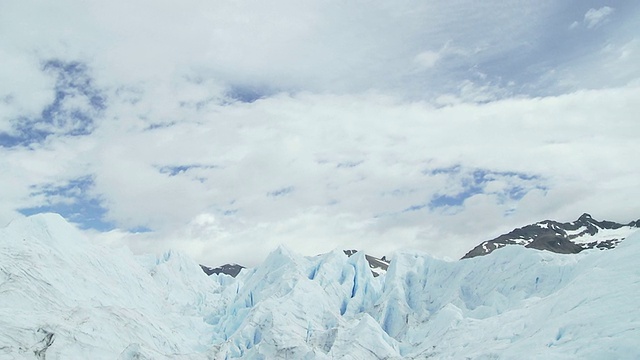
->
[566, 226, 636, 244]
[536, 222, 550, 229]
[1, 213, 640, 359]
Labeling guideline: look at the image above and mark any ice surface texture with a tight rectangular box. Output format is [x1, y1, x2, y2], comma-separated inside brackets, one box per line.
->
[1, 213, 639, 359]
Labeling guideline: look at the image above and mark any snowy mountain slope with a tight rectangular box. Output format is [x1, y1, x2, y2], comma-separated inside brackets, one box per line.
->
[462, 213, 640, 259]
[1, 213, 639, 359]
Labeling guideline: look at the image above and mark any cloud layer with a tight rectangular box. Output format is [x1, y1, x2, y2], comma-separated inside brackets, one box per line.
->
[1, 1, 639, 266]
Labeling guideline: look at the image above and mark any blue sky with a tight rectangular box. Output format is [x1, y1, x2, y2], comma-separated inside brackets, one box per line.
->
[1, 1, 639, 265]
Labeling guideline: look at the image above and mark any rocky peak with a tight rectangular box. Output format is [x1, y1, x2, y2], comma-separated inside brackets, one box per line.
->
[462, 214, 640, 259]
[199, 263, 245, 277]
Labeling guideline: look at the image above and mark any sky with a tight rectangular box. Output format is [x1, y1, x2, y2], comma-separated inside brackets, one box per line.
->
[1, 1, 639, 266]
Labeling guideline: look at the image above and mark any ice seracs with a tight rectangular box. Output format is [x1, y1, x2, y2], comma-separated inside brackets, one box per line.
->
[1, 213, 639, 358]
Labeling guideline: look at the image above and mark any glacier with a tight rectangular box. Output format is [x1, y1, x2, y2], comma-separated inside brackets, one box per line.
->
[1, 213, 639, 359]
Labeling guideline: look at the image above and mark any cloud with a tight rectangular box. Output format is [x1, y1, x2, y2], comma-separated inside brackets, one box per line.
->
[5, 86, 636, 266]
[0, 59, 106, 149]
[1, 1, 640, 267]
[414, 51, 442, 69]
[568, 6, 615, 31]
[0, 1, 567, 97]
[5, 88, 640, 264]
[413, 42, 472, 72]
[584, 6, 614, 29]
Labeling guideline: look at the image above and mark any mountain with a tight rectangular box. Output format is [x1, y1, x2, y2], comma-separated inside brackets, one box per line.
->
[462, 213, 640, 259]
[204, 213, 638, 277]
[2, 213, 639, 358]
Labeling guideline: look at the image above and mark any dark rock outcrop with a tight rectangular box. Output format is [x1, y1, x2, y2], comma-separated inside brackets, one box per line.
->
[200, 263, 245, 277]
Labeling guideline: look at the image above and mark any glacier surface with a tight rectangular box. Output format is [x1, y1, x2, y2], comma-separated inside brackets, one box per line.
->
[1, 213, 639, 359]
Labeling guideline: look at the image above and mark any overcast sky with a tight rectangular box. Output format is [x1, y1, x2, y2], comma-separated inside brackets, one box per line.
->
[1, 1, 639, 266]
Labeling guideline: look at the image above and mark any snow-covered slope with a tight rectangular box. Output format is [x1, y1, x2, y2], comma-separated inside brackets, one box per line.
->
[2, 213, 640, 359]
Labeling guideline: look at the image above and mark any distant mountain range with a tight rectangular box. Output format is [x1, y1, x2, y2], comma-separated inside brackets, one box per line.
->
[202, 213, 640, 276]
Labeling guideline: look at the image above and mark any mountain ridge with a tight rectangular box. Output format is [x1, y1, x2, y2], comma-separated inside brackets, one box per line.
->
[201, 213, 640, 276]
[462, 213, 640, 259]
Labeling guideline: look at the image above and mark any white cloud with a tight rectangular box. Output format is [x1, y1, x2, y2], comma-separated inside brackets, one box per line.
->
[414, 51, 442, 69]
[1, 1, 640, 267]
[5, 86, 640, 265]
[413, 41, 472, 71]
[11, 86, 631, 266]
[0, 1, 561, 97]
[584, 6, 614, 29]
[0, 50, 56, 133]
